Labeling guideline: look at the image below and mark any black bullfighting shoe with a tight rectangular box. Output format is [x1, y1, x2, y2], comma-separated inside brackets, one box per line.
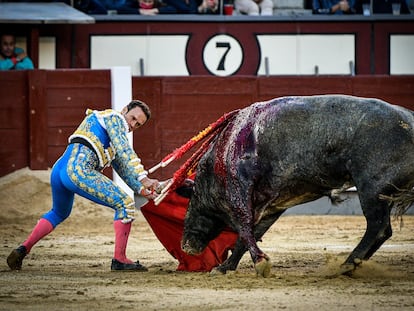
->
[7, 245, 27, 270]
[111, 259, 148, 272]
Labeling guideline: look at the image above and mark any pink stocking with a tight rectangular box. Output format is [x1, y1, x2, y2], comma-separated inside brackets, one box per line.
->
[113, 220, 133, 264]
[22, 218, 54, 253]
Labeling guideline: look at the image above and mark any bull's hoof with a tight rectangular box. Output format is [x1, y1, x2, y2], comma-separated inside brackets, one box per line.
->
[339, 258, 362, 276]
[254, 258, 272, 278]
[210, 267, 226, 275]
[338, 263, 356, 276]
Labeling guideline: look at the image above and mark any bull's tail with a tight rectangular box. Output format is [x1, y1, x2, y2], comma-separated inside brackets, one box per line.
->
[153, 109, 239, 205]
[379, 184, 414, 228]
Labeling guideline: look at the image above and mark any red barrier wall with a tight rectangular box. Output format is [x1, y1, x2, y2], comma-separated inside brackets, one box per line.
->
[1, 71, 413, 180]
[0, 71, 29, 176]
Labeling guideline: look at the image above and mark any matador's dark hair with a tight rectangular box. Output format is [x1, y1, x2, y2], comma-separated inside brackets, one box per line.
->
[126, 100, 151, 122]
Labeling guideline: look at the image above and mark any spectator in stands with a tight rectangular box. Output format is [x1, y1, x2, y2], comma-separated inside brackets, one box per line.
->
[197, 0, 219, 14]
[75, 0, 138, 14]
[117, 0, 165, 14]
[115, 0, 199, 14]
[235, 0, 274, 15]
[0, 34, 34, 70]
[162, 0, 199, 13]
[312, 0, 357, 14]
[78, 0, 217, 14]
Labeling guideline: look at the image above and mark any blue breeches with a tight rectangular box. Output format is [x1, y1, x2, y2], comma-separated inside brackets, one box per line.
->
[42, 144, 134, 227]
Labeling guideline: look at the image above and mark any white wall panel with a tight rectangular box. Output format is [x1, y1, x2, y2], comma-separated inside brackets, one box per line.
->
[257, 34, 355, 75]
[91, 35, 190, 76]
[390, 35, 414, 75]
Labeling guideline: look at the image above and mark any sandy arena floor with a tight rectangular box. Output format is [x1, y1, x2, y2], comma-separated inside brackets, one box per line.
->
[1, 168, 414, 311]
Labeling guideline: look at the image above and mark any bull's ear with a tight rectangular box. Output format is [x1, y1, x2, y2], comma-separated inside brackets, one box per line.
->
[175, 179, 194, 198]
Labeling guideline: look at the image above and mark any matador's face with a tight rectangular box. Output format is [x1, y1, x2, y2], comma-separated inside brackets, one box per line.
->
[122, 106, 148, 132]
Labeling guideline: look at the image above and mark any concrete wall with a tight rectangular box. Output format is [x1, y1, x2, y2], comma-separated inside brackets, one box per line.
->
[286, 191, 414, 215]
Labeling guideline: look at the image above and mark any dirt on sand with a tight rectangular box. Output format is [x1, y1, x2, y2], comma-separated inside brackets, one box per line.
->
[1, 168, 414, 311]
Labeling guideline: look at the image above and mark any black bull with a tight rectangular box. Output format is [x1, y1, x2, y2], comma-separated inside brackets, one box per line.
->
[180, 95, 414, 277]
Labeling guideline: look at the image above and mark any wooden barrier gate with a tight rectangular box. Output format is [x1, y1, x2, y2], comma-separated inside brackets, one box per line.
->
[0, 70, 413, 180]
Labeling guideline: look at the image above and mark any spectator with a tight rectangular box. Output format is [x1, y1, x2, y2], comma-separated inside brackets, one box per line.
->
[312, 0, 357, 14]
[76, 0, 136, 14]
[116, 0, 199, 14]
[117, 0, 166, 14]
[197, 0, 219, 14]
[0, 34, 34, 70]
[235, 0, 274, 15]
[162, 0, 198, 13]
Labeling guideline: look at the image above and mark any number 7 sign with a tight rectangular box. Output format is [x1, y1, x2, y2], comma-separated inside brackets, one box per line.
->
[203, 34, 244, 76]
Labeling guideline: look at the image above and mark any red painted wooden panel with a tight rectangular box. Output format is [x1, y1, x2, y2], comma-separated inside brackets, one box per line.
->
[47, 127, 76, 146]
[43, 70, 111, 167]
[352, 76, 414, 110]
[131, 77, 162, 175]
[0, 129, 28, 176]
[28, 70, 48, 170]
[0, 71, 29, 175]
[1, 72, 414, 180]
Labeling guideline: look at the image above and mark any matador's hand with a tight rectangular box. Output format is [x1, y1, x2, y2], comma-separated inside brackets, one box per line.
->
[141, 177, 160, 193]
[139, 187, 158, 200]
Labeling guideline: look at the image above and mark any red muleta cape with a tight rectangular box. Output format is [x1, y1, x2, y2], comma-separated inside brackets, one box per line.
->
[141, 190, 238, 272]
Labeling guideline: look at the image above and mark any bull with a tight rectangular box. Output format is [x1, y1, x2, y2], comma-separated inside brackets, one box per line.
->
[180, 95, 414, 277]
